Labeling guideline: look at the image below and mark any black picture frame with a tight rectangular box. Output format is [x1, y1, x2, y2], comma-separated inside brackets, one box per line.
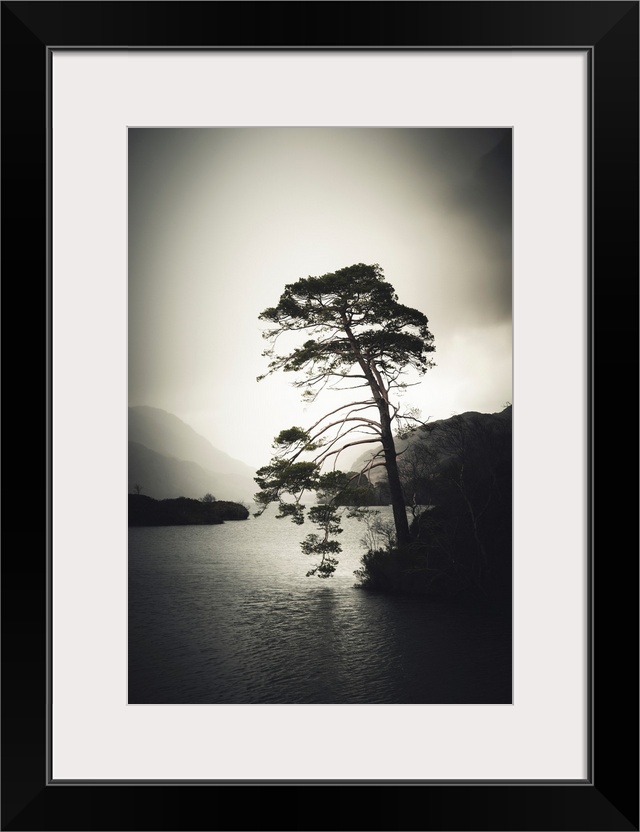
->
[2, 2, 637, 830]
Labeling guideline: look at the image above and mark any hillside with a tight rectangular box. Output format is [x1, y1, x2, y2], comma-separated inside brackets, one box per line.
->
[128, 407, 256, 501]
[353, 406, 512, 607]
[352, 407, 511, 483]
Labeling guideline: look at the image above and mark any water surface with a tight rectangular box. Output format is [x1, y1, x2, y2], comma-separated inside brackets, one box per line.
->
[129, 509, 511, 704]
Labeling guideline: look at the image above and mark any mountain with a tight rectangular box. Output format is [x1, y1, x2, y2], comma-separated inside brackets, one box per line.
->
[353, 406, 512, 606]
[129, 406, 255, 476]
[351, 406, 512, 483]
[128, 407, 256, 501]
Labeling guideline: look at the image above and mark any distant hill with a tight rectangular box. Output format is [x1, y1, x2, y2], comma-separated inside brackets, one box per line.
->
[351, 407, 511, 483]
[128, 407, 256, 501]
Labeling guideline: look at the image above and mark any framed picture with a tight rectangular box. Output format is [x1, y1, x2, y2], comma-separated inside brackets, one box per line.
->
[3, 2, 637, 830]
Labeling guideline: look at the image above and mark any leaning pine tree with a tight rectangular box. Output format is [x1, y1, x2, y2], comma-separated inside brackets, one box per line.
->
[254, 263, 436, 577]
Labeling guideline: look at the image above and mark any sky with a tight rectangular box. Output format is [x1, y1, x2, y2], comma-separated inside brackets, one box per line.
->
[129, 128, 512, 471]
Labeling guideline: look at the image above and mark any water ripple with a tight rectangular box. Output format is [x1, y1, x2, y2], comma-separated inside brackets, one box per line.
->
[129, 511, 511, 704]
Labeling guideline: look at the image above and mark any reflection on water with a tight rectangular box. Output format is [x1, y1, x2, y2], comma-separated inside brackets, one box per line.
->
[128, 510, 511, 704]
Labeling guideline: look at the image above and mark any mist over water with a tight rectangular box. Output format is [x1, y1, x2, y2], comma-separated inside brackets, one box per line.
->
[129, 509, 511, 704]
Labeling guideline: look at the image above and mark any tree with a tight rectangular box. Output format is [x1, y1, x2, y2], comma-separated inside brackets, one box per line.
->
[200, 492, 217, 503]
[254, 263, 435, 575]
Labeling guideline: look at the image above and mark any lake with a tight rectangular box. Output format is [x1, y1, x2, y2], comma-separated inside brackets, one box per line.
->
[128, 507, 511, 704]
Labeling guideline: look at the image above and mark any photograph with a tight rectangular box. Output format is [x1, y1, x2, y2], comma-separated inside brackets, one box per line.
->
[3, 0, 637, 826]
[128, 127, 513, 705]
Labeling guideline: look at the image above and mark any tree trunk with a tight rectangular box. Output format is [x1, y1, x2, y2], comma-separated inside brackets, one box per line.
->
[339, 315, 411, 547]
[378, 405, 411, 547]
